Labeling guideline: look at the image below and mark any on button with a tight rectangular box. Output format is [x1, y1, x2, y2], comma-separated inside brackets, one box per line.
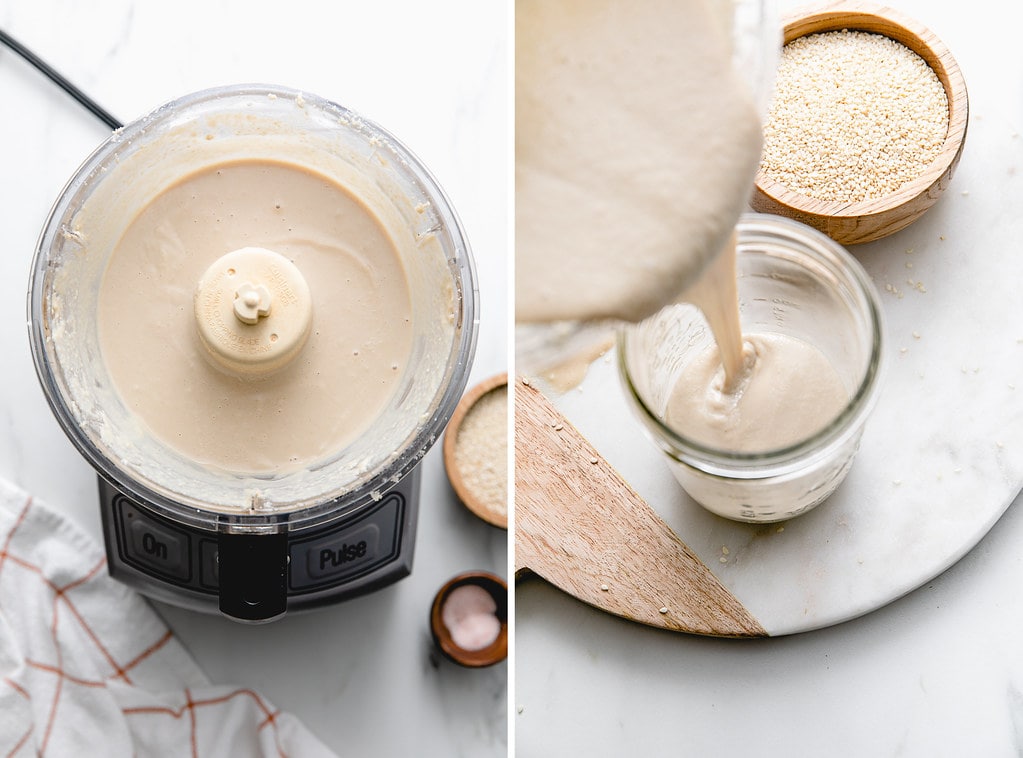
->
[122, 505, 191, 582]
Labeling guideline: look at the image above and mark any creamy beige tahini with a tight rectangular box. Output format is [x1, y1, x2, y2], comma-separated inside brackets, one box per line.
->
[97, 159, 412, 475]
[517, 0, 850, 455]
[515, 0, 763, 325]
[664, 330, 849, 453]
[674, 237, 850, 453]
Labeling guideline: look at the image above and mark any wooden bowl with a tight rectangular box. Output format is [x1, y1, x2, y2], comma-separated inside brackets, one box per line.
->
[751, 1, 968, 245]
[430, 571, 508, 667]
[442, 373, 509, 529]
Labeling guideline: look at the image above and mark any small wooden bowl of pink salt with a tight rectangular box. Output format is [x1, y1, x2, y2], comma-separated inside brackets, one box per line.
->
[430, 571, 508, 667]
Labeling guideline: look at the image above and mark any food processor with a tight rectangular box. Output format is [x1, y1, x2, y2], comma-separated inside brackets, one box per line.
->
[28, 85, 478, 622]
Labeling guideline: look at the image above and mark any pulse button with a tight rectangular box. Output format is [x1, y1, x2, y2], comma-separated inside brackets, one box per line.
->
[288, 493, 402, 591]
[307, 523, 380, 579]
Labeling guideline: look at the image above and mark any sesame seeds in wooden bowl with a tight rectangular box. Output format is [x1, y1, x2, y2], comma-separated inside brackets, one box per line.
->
[751, 1, 968, 245]
[443, 373, 509, 529]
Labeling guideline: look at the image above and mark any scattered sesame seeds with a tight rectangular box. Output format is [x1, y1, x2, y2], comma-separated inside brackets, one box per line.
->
[761, 30, 949, 203]
[883, 281, 905, 299]
[719, 556, 728, 564]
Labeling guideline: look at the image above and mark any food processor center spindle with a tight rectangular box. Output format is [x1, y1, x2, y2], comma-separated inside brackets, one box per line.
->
[194, 246, 313, 377]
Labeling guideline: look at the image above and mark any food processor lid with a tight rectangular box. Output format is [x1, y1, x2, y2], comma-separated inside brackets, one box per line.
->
[28, 84, 480, 533]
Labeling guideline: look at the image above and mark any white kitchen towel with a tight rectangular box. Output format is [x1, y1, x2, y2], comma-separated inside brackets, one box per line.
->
[0, 478, 338, 758]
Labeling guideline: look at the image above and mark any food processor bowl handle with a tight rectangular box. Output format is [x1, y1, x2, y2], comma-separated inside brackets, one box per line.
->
[217, 531, 289, 622]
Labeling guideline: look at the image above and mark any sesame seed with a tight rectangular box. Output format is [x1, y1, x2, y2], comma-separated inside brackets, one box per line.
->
[659, 607, 668, 614]
[454, 386, 508, 520]
[760, 30, 948, 203]
[600, 584, 609, 591]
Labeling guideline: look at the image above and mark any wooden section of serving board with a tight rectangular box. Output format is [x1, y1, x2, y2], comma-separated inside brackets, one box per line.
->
[514, 378, 766, 637]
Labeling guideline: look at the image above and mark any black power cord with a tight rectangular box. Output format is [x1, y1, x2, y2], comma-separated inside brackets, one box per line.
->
[0, 26, 123, 130]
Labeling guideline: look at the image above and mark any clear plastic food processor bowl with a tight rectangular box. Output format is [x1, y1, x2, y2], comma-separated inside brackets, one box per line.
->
[28, 84, 479, 535]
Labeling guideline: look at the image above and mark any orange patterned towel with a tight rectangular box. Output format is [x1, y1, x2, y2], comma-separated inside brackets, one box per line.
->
[0, 479, 337, 757]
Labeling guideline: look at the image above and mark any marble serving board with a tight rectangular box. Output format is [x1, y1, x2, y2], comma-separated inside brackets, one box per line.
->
[538, 121, 1023, 636]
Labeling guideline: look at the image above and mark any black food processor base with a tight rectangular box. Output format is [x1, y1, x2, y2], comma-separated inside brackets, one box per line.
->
[98, 468, 420, 622]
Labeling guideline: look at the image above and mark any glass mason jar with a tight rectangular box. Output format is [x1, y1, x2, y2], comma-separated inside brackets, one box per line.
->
[619, 213, 885, 523]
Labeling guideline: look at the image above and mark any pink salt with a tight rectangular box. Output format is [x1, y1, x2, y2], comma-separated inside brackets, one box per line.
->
[442, 584, 501, 651]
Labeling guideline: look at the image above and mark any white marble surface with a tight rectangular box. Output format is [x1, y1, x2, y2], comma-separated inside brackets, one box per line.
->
[517, 0, 1023, 754]
[0, 1, 508, 755]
